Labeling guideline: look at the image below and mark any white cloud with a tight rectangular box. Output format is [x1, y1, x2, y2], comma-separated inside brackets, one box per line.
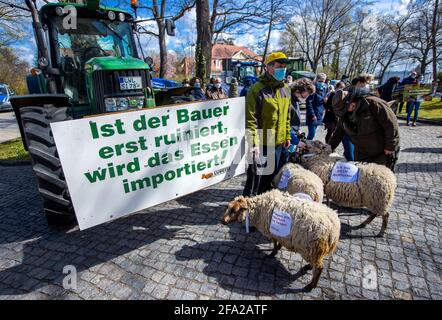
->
[11, 45, 36, 66]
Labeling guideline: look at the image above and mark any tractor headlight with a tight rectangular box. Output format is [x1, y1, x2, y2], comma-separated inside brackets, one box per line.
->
[116, 98, 128, 111]
[105, 98, 117, 112]
[108, 11, 116, 20]
[118, 13, 125, 22]
[105, 96, 145, 112]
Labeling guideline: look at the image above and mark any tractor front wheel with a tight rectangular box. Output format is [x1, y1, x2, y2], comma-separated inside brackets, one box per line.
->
[20, 105, 76, 226]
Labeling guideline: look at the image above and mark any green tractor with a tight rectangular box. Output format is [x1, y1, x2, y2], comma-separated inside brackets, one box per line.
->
[10, 0, 185, 225]
[286, 57, 316, 80]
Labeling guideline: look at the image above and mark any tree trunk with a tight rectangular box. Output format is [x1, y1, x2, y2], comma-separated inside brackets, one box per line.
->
[196, 0, 212, 83]
[157, 20, 167, 78]
[431, 0, 440, 82]
[261, 18, 274, 73]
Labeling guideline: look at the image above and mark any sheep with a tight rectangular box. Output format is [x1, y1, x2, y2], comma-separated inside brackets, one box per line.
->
[221, 189, 340, 291]
[300, 140, 397, 237]
[272, 162, 324, 203]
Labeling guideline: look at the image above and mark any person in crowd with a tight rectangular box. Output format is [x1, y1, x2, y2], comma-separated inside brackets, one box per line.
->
[205, 77, 228, 100]
[189, 77, 206, 101]
[243, 51, 291, 196]
[305, 73, 327, 140]
[396, 72, 419, 114]
[229, 77, 239, 98]
[323, 81, 345, 143]
[290, 78, 315, 145]
[378, 76, 400, 102]
[182, 78, 190, 87]
[403, 72, 422, 126]
[240, 78, 253, 97]
[341, 74, 350, 86]
[323, 81, 354, 160]
[329, 89, 400, 170]
[401, 71, 419, 85]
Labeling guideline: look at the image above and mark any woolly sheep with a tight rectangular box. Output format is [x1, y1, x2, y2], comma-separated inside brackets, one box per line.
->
[300, 140, 397, 237]
[221, 189, 340, 291]
[272, 162, 324, 203]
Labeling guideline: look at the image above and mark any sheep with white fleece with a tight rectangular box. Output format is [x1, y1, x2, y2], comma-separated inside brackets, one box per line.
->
[300, 140, 397, 237]
[221, 189, 340, 291]
[272, 162, 324, 203]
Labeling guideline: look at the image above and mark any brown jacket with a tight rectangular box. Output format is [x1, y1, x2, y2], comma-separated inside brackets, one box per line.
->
[206, 87, 228, 100]
[329, 96, 400, 163]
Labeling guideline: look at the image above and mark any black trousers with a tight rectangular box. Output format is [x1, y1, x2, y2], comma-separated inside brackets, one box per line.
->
[243, 145, 288, 197]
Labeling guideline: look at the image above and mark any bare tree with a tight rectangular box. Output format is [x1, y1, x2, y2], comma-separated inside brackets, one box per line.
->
[431, 0, 441, 81]
[195, 0, 211, 82]
[405, 1, 442, 79]
[259, 0, 289, 72]
[138, 0, 195, 78]
[375, 8, 415, 83]
[284, 0, 358, 73]
[0, 0, 28, 46]
[195, 0, 264, 82]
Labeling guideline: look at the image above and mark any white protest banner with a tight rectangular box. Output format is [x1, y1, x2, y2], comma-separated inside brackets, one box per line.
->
[270, 208, 292, 238]
[51, 97, 246, 230]
[331, 162, 359, 183]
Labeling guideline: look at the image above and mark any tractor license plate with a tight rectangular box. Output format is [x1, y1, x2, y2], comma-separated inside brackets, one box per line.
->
[119, 77, 142, 90]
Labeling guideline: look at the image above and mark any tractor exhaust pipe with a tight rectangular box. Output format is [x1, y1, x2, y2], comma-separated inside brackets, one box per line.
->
[25, 0, 57, 93]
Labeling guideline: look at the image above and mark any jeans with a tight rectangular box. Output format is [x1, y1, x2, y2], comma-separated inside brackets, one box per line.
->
[243, 145, 288, 196]
[398, 101, 405, 114]
[342, 135, 354, 161]
[307, 125, 317, 140]
[406, 100, 422, 123]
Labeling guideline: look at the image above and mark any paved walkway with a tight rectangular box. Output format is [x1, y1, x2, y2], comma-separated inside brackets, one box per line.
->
[0, 111, 20, 143]
[0, 120, 441, 300]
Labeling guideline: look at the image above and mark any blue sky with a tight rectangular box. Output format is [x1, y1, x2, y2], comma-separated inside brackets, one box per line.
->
[12, 0, 409, 71]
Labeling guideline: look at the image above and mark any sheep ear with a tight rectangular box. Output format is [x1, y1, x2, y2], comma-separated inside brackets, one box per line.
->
[231, 199, 242, 212]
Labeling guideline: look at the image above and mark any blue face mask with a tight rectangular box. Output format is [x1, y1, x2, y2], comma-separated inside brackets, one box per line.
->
[194, 83, 201, 89]
[316, 82, 326, 91]
[272, 68, 286, 82]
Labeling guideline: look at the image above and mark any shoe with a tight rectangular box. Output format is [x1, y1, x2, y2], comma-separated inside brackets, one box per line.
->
[412, 122, 416, 127]
[406, 122, 411, 126]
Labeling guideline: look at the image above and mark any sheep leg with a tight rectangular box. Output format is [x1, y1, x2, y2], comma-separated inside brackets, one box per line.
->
[326, 196, 330, 206]
[270, 240, 282, 257]
[303, 267, 323, 292]
[377, 213, 389, 237]
[353, 212, 377, 230]
[299, 264, 313, 275]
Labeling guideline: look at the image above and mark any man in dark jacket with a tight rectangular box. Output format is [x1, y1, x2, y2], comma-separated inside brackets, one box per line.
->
[240, 78, 253, 97]
[329, 90, 400, 169]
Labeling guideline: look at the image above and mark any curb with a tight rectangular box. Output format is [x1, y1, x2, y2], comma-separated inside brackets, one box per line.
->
[397, 116, 442, 126]
[0, 160, 31, 167]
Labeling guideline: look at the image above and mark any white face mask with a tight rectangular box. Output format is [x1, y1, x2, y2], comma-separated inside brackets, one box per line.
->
[215, 83, 222, 89]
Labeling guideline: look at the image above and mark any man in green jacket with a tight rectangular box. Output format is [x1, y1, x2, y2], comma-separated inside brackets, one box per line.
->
[329, 90, 400, 170]
[243, 52, 292, 196]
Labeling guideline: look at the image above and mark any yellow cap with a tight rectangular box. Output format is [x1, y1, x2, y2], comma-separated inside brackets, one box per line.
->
[265, 52, 289, 65]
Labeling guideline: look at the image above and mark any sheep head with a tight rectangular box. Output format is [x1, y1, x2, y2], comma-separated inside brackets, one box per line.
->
[304, 140, 332, 156]
[221, 196, 249, 225]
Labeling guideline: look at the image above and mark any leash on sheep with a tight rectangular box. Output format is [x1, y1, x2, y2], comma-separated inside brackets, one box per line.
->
[246, 150, 262, 233]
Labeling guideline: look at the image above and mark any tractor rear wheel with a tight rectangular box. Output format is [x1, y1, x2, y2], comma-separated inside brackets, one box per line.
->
[20, 105, 76, 226]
